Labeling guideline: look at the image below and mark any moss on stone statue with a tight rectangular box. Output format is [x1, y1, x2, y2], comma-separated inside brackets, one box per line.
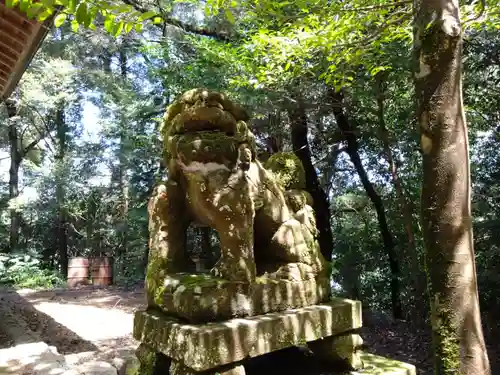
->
[145, 252, 167, 306]
[135, 344, 156, 375]
[264, 152, 306, 190]
[177, 273, 228, 289]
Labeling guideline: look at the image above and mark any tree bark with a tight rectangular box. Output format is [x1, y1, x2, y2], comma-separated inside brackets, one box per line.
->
[414, 0, 490, 373]
[328, 89, 403, 320]
[288, 97, 334, 262]
[375, 73, 427, 320]
[6, 100, 21, 253]
[117, 46, 130, 257]
[55, 105, 68, 278]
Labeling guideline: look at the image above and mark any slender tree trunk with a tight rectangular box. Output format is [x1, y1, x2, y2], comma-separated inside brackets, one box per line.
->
[375, 73, 427, 321]
[288, 97, 334, 261]
[118, 47, 129, 257]
[414, 0, 490, 373]
[55, 105, 68, 278]
[6, 100, 21, 253]
[329, 89, 403, 320]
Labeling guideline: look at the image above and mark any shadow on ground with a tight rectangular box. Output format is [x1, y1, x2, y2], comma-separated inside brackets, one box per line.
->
[0, 287, 98, 354]
[16, 285, 145, 313]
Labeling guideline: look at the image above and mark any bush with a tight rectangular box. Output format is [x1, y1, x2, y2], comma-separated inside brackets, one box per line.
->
[0, 251, 65, 289]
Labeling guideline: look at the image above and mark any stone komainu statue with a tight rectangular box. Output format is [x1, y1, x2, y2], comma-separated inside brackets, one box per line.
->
[145, 88, 330, 322]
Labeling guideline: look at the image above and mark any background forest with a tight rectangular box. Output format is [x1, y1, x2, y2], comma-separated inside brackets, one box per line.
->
[1, 0, 499, 355]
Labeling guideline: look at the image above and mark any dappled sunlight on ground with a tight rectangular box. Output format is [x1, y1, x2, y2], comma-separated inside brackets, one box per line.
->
[32, 302, 134, 342]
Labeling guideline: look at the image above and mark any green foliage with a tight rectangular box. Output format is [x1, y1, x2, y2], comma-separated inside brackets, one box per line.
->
[0, 251, 65, 289]
[4, 0, 163, 36]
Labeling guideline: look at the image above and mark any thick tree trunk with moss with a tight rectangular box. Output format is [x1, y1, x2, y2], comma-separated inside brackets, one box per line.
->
[329, 89, 403, 320]
[414, 0, 490, 373]
[288, 98, 334, 262]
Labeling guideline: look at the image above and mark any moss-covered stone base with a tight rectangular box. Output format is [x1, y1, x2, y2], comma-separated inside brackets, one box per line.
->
[353, 353, 416, 375]
[309, 332, 364, 370]
[153, 272, 330, 323]
[170, 360, 246, 375]
[133, 343, 171, 375]
[133, 298, 362, 372]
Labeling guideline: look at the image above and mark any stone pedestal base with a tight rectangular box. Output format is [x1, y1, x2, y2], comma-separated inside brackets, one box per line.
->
[133, 298, 362, 373]
[309, 332, 364, 370]
[131, 298, 416, 375]
[170, 360, 246, 375]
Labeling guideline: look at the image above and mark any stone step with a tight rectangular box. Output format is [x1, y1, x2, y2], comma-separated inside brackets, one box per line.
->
[352, 353, 416, 375]
[0, 342, 121, 375]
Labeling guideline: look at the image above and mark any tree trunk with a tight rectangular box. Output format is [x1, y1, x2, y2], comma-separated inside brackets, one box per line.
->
[288, 97, 334, 262]
[55, 105, 68, 278]
[6, 100, 21, 253]
[117, 47, 129, 257]
[375, 73, 427, 321]
[414, 0, 490, 373]
[328, 89, 403, 320]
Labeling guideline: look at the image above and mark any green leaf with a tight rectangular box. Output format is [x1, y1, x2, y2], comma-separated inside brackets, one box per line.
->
[54, 13, 67, 27]
[113, 4, 133, 13]
[124, 22, 134, 34]
[41, 0, 54, 7]
[76, 2, 89, 26]
[4, 0, 19, 8]
[68, 0, 78, 13]
[37, 8, 53, 21]
[152, 16, 163, 24]
[19, 0, 29, 13]
[224, 9, 235, 24]
[284, 61, 291, 71]
[113, 20, 124, 36]
[71, 18, 79, 32]
[135, 22, 143, 32]
[104, 14, 115, 33]
[26, 3, 43, 19]
[138, 10, 156, 21]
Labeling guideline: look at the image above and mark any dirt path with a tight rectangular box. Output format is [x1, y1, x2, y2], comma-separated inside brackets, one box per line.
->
[0, 286, 144, 369]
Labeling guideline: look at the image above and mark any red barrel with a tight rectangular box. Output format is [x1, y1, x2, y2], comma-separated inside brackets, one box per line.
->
[90, 256, 113, 286]
[67, 257, 90, 288]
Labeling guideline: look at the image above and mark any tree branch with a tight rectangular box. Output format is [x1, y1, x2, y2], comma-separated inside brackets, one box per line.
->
[337, 1, 412, 12]
[24, 104, 57, 154]
[464, 0, 486, 24]
[22, 138, 41, 156]
[120, 0, 236, 42]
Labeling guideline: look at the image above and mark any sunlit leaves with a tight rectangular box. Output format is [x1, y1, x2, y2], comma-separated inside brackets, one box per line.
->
[3, 0, 164, 37]
[199, 0, 416, 90]
[54, 13, 67, 27]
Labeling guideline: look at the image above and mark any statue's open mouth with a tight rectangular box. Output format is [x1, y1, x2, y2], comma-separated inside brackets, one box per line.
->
[169, 105, 240, 137]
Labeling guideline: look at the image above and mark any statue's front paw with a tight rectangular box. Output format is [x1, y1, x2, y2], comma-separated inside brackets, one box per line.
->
[210, 260, 255, 282]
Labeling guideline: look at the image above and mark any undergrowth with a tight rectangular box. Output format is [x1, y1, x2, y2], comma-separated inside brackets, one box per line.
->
[0, 251, 65, 289]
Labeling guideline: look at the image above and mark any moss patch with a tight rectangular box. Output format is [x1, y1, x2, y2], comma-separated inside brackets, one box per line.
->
[264, 152, 306, 190]
[176, 273, 228, 289]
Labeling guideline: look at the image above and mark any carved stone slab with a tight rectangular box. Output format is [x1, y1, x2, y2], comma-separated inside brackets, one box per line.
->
[155, 273, 331, 323]
[133, 298, 362, 372]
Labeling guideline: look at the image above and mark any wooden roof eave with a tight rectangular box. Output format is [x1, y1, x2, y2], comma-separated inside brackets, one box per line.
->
[0, 1, 55, 102]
